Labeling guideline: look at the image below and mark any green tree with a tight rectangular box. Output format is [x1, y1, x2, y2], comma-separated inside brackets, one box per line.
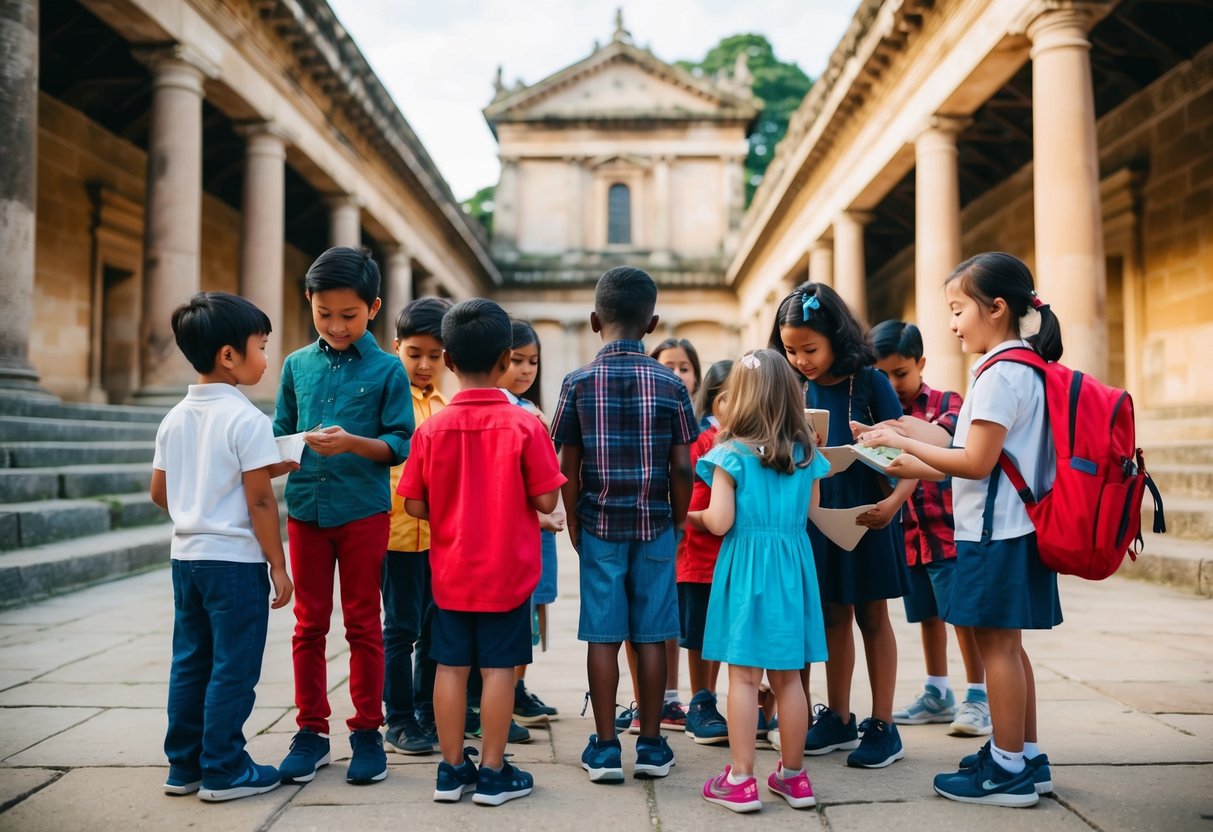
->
[462, 184, 495, 237]
[677, 34, 813, 205]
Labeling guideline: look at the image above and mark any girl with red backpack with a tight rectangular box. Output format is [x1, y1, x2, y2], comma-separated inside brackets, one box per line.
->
[861, 252, 1061, 808]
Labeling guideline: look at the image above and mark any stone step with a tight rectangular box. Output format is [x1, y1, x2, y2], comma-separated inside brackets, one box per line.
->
[0, 463, 151, 502]
[0, 440, 155, 469]
[1147, 463, 1213, 500]
[0, 499, 113, 551]
[1146, 495, 1213, 542]
[1117, 532, 1212, 597]
[0, 397, 167, 423]
[1141, 440, 1213, 466]
[0, 524, 172, 609]
[1136, 411, 1213, 441]
[100, 492, 170, 529]
[0, 415, 159, 442]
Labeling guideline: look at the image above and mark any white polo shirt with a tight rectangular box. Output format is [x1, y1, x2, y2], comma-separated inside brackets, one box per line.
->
[952, 340, 1057, 542]
[153, 384, 281, 562]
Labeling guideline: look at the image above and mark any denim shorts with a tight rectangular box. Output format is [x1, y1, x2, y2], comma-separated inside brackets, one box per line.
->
[533, 530, 558, 606]
[902, 558, 956, 623]
[577, 527, 678, 643]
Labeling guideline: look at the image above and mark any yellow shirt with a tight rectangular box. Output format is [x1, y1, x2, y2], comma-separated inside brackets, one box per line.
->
[388, 384, 447, 552]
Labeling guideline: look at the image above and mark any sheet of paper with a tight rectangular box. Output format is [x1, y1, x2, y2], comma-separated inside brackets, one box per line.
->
[804, 408, 829, 441]
[810, 503, 878, 552]
[275, 432, 307, 467]
[852, 444, 902, 474]
[820, 445, 858, 475]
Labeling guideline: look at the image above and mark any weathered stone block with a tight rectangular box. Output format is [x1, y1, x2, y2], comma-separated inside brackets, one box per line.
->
[0, 470, 59, 501]
[16, 501, 111, 547]
[60, 465, 151, 498]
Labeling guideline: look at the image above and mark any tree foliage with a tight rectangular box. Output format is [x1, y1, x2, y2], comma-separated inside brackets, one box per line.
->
[462, 185, 495, 237]
[677, 34, 813, 205]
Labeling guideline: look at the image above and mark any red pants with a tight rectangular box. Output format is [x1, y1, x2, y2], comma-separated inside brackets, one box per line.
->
[288, 514, 389, 733]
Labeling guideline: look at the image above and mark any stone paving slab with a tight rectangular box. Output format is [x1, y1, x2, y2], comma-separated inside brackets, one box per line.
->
[820, 798, 1091, 831]
[0, 768, 59, 813]
[1057, 764, 1213, 832]
[0, 681, 169, 708]
[0, 706, 100, 760]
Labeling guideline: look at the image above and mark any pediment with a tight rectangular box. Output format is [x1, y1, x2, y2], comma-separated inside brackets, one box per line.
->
[587, 153, 652, 170]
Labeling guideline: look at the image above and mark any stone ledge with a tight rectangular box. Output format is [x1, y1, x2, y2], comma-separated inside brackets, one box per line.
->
[1116, 534, 1213, 597]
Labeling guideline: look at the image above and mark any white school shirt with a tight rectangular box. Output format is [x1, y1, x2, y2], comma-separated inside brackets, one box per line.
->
[153, 384, 281, 562]
[951, 340, 1057, 542]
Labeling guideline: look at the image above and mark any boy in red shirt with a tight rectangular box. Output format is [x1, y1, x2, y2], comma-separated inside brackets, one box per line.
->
[399, 299, 565, 806]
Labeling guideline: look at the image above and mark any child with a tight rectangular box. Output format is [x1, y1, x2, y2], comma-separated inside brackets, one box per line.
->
[383, 297, 452, 756]
[551, 266, 698, 783]
[500, 320, 565, 726]
[769, 282, 913, 769]
[679, 359, 732, 745]
[399, 299, 565, 806]
[274, 247, 415, 786]
[870, 320, 991, 737]
[861, 252, 1062, 807]
[690, 350, 830, 813]
[152, 292, 294, 802]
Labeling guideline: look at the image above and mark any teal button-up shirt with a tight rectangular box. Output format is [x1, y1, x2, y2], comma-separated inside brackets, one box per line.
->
[274, 331, 414, 528]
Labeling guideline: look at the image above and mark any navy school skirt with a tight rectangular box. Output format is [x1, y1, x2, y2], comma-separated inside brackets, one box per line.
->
[945, 533, 1062, 630]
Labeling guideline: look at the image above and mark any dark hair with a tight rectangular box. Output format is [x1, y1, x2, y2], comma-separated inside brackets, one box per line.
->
[510, 319, 543, 410]
[396, 296, 452, 342]
[650, 338, 702, 392]
[696, 359, 733, 423]
[767, 281, 876, 377]
[594, 266, 657, 329]
[171, 292, 271, 374]
[946, 252, 1063, 362]
[870, 320, 924, 361]
[441, 298, 512, 375]
[305, 246, 380, 307]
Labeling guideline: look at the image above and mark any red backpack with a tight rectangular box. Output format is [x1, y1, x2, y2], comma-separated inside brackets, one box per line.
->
[975, 347, 1165, 580]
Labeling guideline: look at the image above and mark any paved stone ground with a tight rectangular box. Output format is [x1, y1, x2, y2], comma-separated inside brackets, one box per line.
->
[1, 539, 1211, 831]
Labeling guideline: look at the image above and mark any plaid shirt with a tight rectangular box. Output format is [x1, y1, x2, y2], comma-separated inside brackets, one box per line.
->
[903, 383, 962, 566]
[551, 339, 698, 542]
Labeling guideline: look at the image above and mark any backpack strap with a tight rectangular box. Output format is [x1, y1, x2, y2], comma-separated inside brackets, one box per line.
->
[976, 348, 1047, 506]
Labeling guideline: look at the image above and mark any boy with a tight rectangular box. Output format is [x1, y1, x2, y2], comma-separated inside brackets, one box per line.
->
[870, 320, 990, 736]
[384, 296, 451, 756]
[399, 299, 564, 806]
[551, 266, 697, 783]
[151, 292, 294, 802]
[274, 247, 415, 785]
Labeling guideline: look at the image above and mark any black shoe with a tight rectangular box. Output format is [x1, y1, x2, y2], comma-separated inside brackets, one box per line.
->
[513, 680, 559, 726]
[385, 716, 435, 755]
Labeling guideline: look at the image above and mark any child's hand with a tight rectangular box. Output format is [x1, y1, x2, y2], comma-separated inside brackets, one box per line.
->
[267, 460, 300, 478]
[884, 453, 943, 481]
[858, 426, 907, 450]
[849, 420, 874, 439]
[540, 508, 566, 533]
[270, 566, 293, 609]
[304, 426, 354, 456]
[855, 499, 899, 529]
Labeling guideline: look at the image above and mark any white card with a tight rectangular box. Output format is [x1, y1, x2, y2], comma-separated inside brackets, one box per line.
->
[809, 503, 878, 552]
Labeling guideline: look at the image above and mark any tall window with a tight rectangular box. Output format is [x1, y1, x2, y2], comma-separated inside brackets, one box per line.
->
[607, 183, 631, 245]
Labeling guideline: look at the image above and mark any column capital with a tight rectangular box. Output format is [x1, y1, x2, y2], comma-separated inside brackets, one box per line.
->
[133, 43, 219, 90]
[837, 209, 876, 227]
[917, 114, 972, 141]
[381, 242, 412, 260]
[1018, 2, 1098, 54]
[809, 237, 833, 253]
[323, 192, 364, 210]
[235, 119, 293, 145]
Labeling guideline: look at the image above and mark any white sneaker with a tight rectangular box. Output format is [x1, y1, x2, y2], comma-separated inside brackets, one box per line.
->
[892, 684, 956, 725]
[949, 689, 993, 736]
[769, 727, 782, 751]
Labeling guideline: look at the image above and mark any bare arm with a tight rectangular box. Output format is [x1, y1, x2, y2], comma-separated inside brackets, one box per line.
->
[865, 419, 1008, 481]
[404, 498, 430, 521]
[530, 487, 560, 515]
[150, 468, 168, 510]
[692, 468, 736, 537]
[559, 444, 583, 552]
[243, 467, 292, 609]
[669, 444, 692, 527]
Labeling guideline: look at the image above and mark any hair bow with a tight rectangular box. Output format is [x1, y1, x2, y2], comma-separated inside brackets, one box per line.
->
[739, 353, 761, 370]
[1029, 290, 1045, 311]
[802, 293, 821, 321]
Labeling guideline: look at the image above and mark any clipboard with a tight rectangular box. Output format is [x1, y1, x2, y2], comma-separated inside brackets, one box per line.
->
[809, 503, 877, 551]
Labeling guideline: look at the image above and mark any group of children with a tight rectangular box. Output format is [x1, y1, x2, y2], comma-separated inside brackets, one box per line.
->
[153, 246, 1062, 811]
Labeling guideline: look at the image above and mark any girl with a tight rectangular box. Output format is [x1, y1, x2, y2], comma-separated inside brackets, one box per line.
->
[690, 349, 830, 813]
[769, 282, 914, 769]
[861, 252, 1061, 807]
[678, 359, 732, 745]
[651, 337, 702, 400]
[500, 320, 565, 727]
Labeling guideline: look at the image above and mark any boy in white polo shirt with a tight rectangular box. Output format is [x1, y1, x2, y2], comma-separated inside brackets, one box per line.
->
[151, 292, 295, 802]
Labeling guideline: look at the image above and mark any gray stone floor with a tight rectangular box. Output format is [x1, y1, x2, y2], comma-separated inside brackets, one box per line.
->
[1, 540, 1211, 831]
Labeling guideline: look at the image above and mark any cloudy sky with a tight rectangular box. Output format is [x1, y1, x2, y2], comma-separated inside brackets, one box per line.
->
[326, 0, 857, 201]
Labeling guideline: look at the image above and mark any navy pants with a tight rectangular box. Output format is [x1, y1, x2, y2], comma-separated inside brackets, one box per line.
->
[382, 550, 428, 727]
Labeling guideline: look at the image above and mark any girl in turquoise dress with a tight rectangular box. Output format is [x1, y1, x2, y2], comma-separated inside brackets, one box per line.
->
[690, 349, 830, 814]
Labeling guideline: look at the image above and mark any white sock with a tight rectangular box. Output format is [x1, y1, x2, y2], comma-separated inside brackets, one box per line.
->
[1023, 741, 1041, 759]
[664, 689, 679, 705]
[991, 743, 1026, 774]
[926, 675, 950, 695]
[726, 769, 751, 785]
[780, 765, 803, 779]
[968, 682, 988, 694]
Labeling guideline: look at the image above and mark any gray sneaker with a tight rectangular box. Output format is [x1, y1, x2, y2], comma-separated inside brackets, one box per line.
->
[949, 689, 993, 736]
[892, 684, 956, 725]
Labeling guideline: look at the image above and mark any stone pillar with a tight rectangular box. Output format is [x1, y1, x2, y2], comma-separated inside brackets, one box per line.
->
[0, 0, 50, 397]
[566, 158, 584, 252]
[238, 122, 287, 400]
[326, 194, 361, 249]
[134, 45, 216, 402]
[383, 244, 413, 317]
[652, 155, 672, 266]
[808, 239, 834, 288]
[915, 116, 970, 391]
[833, 211, 873, 323]
[1028, 5, 1106, 376]
[492, 156, 519, 256]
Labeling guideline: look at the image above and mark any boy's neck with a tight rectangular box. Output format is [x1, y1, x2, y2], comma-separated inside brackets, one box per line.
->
[196, 373, 236, 387]
[598, 324, 646, 344]
[454, 372, 504, 391]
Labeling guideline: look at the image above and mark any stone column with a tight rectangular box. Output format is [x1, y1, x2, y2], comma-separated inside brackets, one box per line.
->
[566, 157, 584, 252]
[238, 122, 288, 400]
[326, 194, 361, 249]
[383, 244, 413, 317]
[915, 116, 970, 391]
[808, 238, 834, 288]
[0, 0, 50, 397]
[652, 155, 672, 266]
[1028, 5, 1106, 376]
[833, 211, 873, 323]
[492, 156, 519, 256]
[134, 45, 216, 402]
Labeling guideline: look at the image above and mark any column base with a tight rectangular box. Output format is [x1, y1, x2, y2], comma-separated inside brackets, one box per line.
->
[0, 362, 57, 401]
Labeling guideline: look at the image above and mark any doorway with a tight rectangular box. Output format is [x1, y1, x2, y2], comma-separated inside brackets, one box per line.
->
[101, 265, 139, 404]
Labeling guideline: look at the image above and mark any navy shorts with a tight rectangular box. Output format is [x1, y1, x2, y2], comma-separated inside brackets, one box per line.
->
[533, 530, 558, 606]
[430, 602, 533, 668]
[902, 558, 956, 623]
[946, 533, 1063, 630]
[677, 582, 712, 651]
[577, 527, 678, 643]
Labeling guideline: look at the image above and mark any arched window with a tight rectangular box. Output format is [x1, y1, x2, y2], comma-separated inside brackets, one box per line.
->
[607, 183, 631, 245]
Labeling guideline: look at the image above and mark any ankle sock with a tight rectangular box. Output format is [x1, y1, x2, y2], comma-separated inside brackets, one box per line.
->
[726, 769, 751, 785]
[926, 675, 950, 695]
[968, 682, 988, 694]
[664, 689, 679, 705]
[991, 743, 1026, 774]
[779, 765, 803, 779]
[1023, 741, 1041, 759]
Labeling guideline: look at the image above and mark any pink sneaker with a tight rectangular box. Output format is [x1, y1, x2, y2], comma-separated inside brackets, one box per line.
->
[703, 765, 761, 813]
[767, 767, 816, 809]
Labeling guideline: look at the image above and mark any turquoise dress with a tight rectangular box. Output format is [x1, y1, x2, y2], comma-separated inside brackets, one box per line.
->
[698, 441, 831, 670]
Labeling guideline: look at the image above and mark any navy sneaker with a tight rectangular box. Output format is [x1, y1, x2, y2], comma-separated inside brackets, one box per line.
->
[464, 705, 481, 738]
[346, 729, 387, 784]
[385, 716, 434, 756]
[757, 710, 778, 743]
[433, 746, 479, 802]
[163, 764, 201, 795]
[634, 735, 676, 778]
[846, 718, 905, 768]
[279, 729, 331, 783]
[684, 689, 729, 746]
[960, 741, 1054, 795]
[513, 680, 559, 725]
[198, 760, 281, 802]
[804, 705, 860, 755]
[471, 718, 532, 744]
[473, 759, 534, 806]
[581, 733, 624, 783]
[615, 702, 639, 734]
[417, 714, 438, 746]
[935, 747, 1038, 807]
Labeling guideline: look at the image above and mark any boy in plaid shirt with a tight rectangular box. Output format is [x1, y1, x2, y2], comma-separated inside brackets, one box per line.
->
[551, 266, 697, 783]
[871, 320, 990, 737]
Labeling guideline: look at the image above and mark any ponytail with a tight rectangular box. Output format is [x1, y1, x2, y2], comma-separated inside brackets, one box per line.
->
[1029, 304, 1063, 363]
